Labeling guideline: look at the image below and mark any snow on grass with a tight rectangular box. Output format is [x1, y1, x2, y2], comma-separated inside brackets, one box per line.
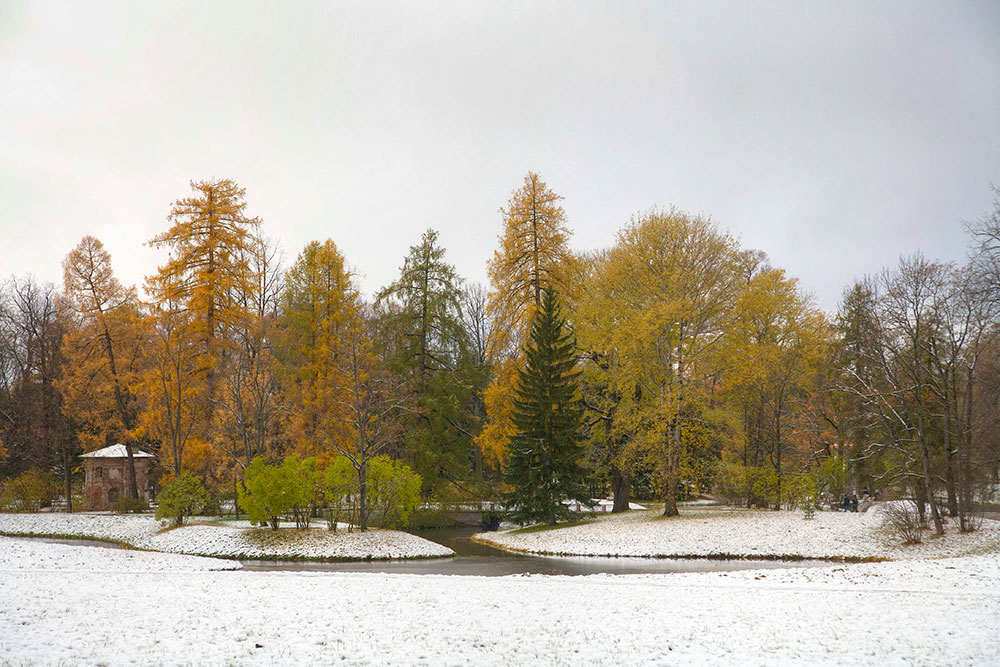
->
[2, 536, 999, 665]
[0, 535, 240, 572]
[475, 506, 1000, 561]
[0, 512, 453, 561]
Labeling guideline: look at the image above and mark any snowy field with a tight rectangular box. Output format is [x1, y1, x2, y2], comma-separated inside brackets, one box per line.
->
[2, 535, 999, 665]
[475, 505, 1000, 561]
[0, 512, 453, 560]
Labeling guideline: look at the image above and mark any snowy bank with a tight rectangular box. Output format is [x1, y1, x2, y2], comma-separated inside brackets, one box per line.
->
[0, 512, 453, 560]
[474, 506, 1000, 561]
[0, 535, 241, 572]
[2, 536, 999, 665]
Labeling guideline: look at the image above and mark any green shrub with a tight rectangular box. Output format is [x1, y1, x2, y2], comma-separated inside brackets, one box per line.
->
[154, 473, 209, 526]
[714, 462, 777, 507]
[782, 474, 816, 510]
[113, 497, 149, 514]
[0, 469, 59, 512]
[238, 456, 311, 530]
[366, 456, 421, 529]
[324, 455, 357, 530]
[812, 455, 848, 499]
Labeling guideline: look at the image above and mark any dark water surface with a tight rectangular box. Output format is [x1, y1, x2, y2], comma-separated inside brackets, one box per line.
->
[238, 527, 826, 576]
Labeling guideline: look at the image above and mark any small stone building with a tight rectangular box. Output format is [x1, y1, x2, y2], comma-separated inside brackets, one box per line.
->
[81, 444, 157, 510]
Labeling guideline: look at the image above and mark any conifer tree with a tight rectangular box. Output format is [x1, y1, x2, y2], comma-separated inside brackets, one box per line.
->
[376, 229, 476, 494]
[503, 287, 588, 525]
[145, 179, 261, 456]
[478, 172, 577, 465]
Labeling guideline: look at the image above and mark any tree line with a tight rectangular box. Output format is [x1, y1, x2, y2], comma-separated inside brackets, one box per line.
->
[2, 175, 999, 533]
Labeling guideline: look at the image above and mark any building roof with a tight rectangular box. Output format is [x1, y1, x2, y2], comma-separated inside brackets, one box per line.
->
[80, 444, 154, 459]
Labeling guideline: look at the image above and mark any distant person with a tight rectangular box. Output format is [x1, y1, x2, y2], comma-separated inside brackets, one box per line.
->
[842, 495, 850, 512]
[851, 494, 859, 512]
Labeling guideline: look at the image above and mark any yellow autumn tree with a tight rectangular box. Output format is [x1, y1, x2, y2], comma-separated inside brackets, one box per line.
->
[145, 179, 261, 439]
[279, 240, 362, 455]
[58, 236, 147, 498]
[143, 180, 262, 484]
[718, 264, 830, 507]
[477, 172, 577, 464]
[587, 208, 742, 516]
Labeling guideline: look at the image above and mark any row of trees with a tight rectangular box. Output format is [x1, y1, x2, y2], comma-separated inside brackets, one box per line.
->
[2, 176, 999, 533]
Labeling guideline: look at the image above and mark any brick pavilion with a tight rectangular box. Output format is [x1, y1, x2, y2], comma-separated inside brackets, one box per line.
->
[81, 444, 157, 510]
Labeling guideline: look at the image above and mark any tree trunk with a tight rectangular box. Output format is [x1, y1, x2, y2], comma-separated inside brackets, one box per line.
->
[959, 364, 975, 531]
[943, 380, 958, 518]
[915, 479, 927, 524]
[358, 461, 368, 531]
[62, 447, 73, 513]
[774, 405, 782, 511]
[123, 440, 139, 500]
[611, 464, 631, 513]
[662, 422, 680, 517]
[917, 436, 945, 535]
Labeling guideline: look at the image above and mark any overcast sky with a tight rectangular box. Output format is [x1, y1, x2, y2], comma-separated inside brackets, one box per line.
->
[2, 1, 998, 311]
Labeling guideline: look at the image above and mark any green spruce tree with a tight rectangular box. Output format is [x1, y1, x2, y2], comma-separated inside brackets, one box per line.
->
[376, 229, 479, 496]
[504, 287, 589, 525]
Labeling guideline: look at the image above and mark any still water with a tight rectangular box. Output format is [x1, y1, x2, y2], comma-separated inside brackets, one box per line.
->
[238, 527, 825, 576]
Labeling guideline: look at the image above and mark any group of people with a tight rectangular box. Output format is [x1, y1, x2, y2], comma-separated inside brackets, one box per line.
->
[842, 494, 860, 512]
[841, 487, 883, 513]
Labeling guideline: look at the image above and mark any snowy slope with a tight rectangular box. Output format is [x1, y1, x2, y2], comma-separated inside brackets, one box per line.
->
[0, 512, 453, 560]
[1, 536, 998, 666]
[476, 507, 1000, 560]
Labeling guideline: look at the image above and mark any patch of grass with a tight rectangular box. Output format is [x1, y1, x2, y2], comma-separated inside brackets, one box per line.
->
[649, 507, 747, 522]
[205, 515, 249, 523]
[510, 518, 592, 534]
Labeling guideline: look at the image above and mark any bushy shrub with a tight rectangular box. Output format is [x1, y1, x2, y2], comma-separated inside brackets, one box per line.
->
[713, 463, 779, 508]
[113, 497, 149, 514]
[712, 461, 748, 505]
[812, 455, 848, 499]
[154, 473, 209, 526]
[783, 474, 817, 511]
[880, 500, 924, 545]
[0, 469, 59, 512]
[366, 456, 421, 529]
[324, 455, 357, 531]
[238, 456, 312, 530]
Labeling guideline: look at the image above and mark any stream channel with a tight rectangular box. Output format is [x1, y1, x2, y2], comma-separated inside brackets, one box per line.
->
[30, 528, 825, 576]
[242, 527, 825, 576]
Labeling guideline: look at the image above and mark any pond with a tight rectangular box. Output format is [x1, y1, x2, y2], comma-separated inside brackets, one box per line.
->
[238, 527, 826, 576]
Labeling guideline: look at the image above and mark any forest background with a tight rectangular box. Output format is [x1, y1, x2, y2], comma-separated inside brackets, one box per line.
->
[2, 173, 1000, 535]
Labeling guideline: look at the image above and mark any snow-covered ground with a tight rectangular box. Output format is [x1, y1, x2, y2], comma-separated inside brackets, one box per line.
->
[2, 535, 999, 665]
[475, 506, 1000, 561]
[0, 512, 453, 560]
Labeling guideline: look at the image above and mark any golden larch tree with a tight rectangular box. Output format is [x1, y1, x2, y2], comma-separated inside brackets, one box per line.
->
[59, 236, 147, 499]
[477, 172, 577, 464]
[279, 240, 361, 455]
[146, 179, 261, 437]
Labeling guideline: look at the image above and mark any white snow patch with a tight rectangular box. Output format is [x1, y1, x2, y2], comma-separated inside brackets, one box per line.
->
[2, 536, 999, 665]
[0, 512, 453, 560]
[476, 506, 1000, 560]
